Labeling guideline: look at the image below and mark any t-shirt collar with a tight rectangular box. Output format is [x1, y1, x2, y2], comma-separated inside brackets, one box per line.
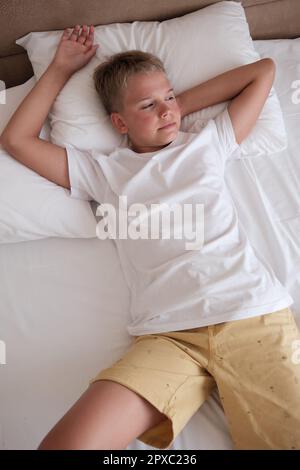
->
[121, 133, 181, 159]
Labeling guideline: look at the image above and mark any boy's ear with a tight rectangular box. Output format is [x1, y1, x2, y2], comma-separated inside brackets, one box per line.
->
[110, 112, 128, 134]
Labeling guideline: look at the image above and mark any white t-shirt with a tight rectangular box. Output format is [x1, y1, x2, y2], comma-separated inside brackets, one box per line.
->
[66, 108, 293, 336]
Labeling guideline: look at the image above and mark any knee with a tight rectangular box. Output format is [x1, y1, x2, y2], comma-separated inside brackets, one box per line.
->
[37, 431, 72, 450]
[37, 435, 58, 450]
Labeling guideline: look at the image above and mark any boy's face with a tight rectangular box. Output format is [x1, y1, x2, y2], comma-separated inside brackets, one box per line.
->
[110, 71, 181, 153]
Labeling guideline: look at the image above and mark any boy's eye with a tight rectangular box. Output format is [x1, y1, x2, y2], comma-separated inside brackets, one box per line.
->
[141, 96, 174, 110]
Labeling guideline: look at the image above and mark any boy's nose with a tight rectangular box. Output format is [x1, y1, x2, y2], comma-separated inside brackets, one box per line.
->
[159, 103, 170, 118]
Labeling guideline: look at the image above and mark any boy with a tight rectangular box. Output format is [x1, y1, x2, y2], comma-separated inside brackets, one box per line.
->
[1, 25, 300, 450]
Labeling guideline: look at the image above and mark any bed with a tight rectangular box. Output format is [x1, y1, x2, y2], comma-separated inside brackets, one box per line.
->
[0, 0, 300, 450]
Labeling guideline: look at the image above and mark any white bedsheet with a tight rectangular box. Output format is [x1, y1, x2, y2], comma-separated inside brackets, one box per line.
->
[0, 39, 299, 450]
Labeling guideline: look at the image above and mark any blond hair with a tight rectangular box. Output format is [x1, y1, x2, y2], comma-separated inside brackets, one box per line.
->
[93, 50, 166, 114]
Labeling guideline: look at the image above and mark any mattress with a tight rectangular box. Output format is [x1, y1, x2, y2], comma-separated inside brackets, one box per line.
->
[0, 38, 300, 450]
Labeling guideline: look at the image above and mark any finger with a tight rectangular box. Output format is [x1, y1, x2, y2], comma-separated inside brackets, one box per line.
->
[78, 24, 88, 45]
[84, 25, 95, 49]
[70, 24, 81, 42]
[85, 44, 99, 59]
[61, 27, 72, 41]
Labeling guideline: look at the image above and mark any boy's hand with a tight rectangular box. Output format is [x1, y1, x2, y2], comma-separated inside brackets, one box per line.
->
[51, 24, 99, 76]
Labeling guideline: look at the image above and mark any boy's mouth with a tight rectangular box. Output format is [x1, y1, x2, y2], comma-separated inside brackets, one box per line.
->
[159, 122, 176, 130]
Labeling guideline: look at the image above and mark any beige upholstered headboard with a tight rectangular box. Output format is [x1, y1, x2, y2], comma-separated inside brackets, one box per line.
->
[1, 0, 300, 89]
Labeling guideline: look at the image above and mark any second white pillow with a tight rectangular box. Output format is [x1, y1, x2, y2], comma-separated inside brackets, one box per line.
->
[0, 77, 97, 243]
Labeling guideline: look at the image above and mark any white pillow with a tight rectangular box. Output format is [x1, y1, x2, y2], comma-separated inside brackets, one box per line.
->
[0, 77, 97, 243]
[16, 1, 287, 158]
[0, 77, 50, 139]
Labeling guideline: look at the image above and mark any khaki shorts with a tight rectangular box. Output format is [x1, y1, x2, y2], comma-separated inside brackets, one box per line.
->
[90, 307, 300, 450]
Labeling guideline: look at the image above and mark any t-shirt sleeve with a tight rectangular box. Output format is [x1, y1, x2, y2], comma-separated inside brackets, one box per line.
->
[65, 144, 108, 203]
[213, 107, 241, 162]
[184, 107, 241, 165]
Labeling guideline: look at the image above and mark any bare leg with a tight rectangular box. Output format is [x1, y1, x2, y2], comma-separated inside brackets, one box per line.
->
[38, 380, 167, 450]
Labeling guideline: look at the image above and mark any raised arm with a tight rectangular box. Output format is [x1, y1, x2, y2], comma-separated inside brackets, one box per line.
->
[176, 58, 275, 145]
[0, 25, 99, 189]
